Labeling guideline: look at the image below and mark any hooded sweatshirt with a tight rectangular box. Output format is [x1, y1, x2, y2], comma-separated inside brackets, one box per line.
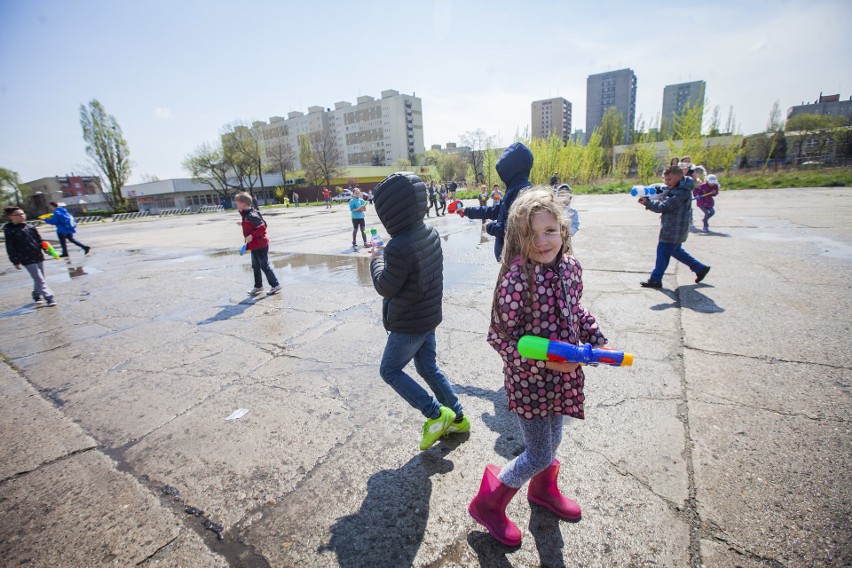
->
[44, 206, 77, 234]
[370, 172, 443, 333]
[459, 142, 533, 261]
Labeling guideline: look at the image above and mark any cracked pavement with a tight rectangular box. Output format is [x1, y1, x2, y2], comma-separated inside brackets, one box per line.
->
[1, 187, 850, 567]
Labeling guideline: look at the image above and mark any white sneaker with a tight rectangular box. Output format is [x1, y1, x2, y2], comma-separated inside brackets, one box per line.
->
[267, 284, 282, 295]
[248, 287, 264, 296]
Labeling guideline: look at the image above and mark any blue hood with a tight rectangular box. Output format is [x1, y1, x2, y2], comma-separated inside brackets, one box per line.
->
[496, 143, 533, 192]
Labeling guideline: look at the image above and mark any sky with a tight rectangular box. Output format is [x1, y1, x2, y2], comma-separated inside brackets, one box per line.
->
[1, 0, 850, 184]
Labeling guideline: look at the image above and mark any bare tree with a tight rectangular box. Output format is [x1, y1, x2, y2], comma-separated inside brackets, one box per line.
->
[79, 99, 132, 210]
[266, 142, 296, 185]
[459, 129, 494, 180]
[182, 142, 238, 201]
[221, 121, 266, 193]
[304, 130, 345, 188]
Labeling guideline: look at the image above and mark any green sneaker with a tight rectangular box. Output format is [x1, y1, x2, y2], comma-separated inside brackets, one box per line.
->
[443, 415, 470, 437]
[420, 406, 456, 451]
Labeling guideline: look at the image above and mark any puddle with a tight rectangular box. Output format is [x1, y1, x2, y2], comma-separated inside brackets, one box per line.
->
[258, 253, 374, 287]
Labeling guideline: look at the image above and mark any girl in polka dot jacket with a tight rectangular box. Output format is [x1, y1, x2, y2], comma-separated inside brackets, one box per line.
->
[468, 188, 608, 546]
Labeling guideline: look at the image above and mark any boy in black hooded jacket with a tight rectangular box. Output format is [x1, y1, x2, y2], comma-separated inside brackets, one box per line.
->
[4, 207, 56, 306]
[370, 172, 468, 450]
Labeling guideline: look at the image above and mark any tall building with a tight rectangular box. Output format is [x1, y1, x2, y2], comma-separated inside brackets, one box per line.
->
[585, 68, 637, 144]
[787, 93, 852, 122]
[531, 97, 572, 142]
[253, 89, 424, 170]
[662, 80, 706, 130]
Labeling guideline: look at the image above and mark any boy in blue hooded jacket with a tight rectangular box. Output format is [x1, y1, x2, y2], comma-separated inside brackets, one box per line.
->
[45, 202, 90, 257]
[455, 142, 533, 261]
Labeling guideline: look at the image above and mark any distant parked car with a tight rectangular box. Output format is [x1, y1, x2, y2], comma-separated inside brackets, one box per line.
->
[332, 190, 354, 202]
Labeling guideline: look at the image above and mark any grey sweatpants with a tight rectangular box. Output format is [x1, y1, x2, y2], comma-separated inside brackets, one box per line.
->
[498, 413, 566, 488]
[24, 262, 53, 302]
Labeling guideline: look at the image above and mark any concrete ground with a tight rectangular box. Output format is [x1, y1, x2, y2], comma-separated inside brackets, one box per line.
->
[0, 187, 849, 568]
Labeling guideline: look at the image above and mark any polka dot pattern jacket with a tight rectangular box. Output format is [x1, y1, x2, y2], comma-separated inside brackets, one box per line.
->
[488, 255, 607, 420]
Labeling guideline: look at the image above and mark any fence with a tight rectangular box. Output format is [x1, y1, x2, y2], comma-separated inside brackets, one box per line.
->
[111, 211, 150, 222]
[158, 207, 193, 217]
[75, 216, 105, 224]
[196, 205, 224, 213]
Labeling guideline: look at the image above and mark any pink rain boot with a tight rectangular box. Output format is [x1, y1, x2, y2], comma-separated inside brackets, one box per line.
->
[468, 464, 522, 546]
[527, 459, 581, 520]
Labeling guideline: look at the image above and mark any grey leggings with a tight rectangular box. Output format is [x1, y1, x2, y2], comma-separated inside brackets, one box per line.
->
[498, 413, 565, 488]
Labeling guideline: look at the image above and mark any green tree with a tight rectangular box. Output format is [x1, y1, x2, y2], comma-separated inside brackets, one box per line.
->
[0, 168, 26, 207]
[598, 107, 627, 175]
[79, 99, 131, 210]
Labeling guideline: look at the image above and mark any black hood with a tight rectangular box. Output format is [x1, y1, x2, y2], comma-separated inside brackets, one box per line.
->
[373, 172, 428, 237]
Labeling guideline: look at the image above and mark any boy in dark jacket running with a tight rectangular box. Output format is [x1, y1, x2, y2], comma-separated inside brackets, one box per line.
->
[638, 166, 710, 288]
[370, 172, 468, 450]
[455, 142, 533, 261]
[236, 192, 281, 296]
[4, 207, 56, 306]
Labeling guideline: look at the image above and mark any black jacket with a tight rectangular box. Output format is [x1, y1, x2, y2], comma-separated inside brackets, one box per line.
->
[370, 172, 443, 333]
[458, 142, 533, 261]
[4, 222, 45, 266]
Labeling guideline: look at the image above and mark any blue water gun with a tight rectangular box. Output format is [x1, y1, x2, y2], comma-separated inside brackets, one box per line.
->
[239, 243, 247, 256]
[517, 335, 633, 367]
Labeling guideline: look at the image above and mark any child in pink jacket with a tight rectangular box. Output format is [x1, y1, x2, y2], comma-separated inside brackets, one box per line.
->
[694, 174, 720, 232]
[468, 188, 608, 546]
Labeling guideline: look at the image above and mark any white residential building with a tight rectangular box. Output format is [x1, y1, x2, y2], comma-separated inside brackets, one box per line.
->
[254, 89, 423, 170]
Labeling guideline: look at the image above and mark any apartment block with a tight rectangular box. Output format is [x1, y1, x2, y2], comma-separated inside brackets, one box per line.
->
[531, 97, 572, 142]
[662, 80, 706, 129]
[22, 175, 110, 215]
[585, 68, 637, 144]
[254, 89, 424, 170]
[787, 93, 852, 121]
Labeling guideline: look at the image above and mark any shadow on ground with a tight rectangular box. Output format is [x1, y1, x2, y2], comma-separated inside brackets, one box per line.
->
[318, 448, 459, 567]
[650, 284, 724, 313]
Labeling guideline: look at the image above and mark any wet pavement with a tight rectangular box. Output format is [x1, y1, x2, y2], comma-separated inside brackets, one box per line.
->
[1, 188, 850, 567]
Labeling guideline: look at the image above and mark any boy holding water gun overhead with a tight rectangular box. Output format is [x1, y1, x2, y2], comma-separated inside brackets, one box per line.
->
[235, 192, 281, 296]
[468, 188, 608, 546]
[4, 206, 56, 306]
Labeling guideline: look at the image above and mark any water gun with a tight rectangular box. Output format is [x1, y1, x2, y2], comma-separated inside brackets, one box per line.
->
[41, 241, 60, 260]
[630, 186, 658, 198]
[691, 192, 714, 201]
[448, 199, 464, 214]
[517, 335, 633, 367]
[369, 228, 384, 251]
[239, 243, 247, 256]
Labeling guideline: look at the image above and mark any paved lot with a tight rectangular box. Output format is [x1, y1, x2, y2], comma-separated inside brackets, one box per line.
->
[1, 187, 850, 567]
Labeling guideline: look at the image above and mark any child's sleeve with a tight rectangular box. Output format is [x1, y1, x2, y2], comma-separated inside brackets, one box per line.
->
[462, 203, 500, 221]
[573, 261, 607, 346]
[487, 272, 548, 376]
[4, 228, 20, 265]
[370, 243, 408, 299]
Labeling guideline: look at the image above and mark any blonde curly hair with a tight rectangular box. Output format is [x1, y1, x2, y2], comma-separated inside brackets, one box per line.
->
[491, 187, 572, 318]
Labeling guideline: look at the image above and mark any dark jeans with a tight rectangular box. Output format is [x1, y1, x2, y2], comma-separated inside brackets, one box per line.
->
[428, 198, 439, 216]
[379, 331, 463, 420]
[58, 232, 86, 256]
[699, 206, 715, 227]
[250, 246, 279, 288]
[650, 241, 706, 282]
[438, 200, 446, 215]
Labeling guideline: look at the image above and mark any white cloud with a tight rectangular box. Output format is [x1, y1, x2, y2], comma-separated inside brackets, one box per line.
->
[153, 106, 173, 119]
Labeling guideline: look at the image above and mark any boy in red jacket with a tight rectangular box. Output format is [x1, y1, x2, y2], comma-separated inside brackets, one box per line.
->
[235, 192, 281, 296]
